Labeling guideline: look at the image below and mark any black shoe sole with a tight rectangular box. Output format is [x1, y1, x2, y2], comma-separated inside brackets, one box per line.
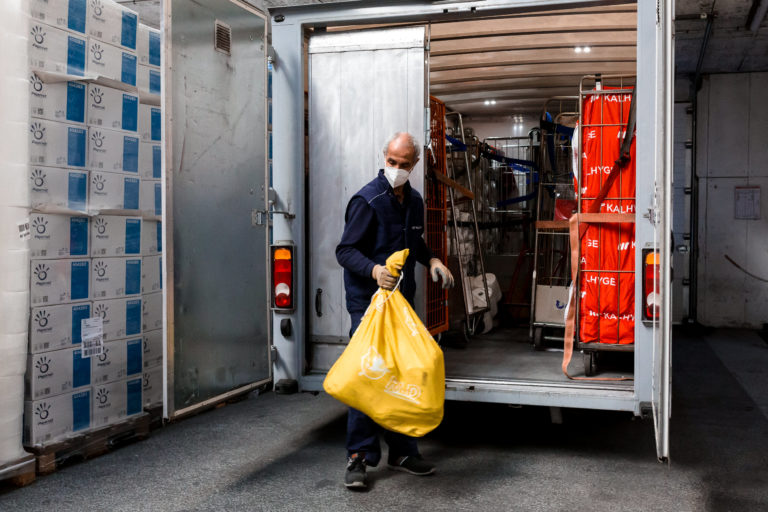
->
[387, 464, 435, 476]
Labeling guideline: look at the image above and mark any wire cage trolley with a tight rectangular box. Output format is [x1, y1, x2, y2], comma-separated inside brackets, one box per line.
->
[444, 111, 489, 336]
[574, 74, 637, 376]
[529, 97, 579, 350]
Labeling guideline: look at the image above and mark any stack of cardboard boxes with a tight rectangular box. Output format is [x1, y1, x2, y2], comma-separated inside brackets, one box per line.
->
[24, 0, 163, 447]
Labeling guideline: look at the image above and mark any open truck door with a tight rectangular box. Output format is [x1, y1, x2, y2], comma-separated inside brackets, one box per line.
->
[306, 26, 428, 376]
[650, 0, 674, 463]
[162, 0, 271, 419]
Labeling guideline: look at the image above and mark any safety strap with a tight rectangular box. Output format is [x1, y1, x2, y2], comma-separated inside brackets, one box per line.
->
[561, 90, 637, 381]
[562, 213, 635, 380]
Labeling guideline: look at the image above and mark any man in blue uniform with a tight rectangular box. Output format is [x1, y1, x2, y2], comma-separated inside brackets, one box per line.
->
[336, 132, 454, 489]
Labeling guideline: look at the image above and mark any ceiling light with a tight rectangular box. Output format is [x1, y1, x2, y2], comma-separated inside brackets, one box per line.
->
[490, 99, 497, 105]
[583, 46, 591, 53]
[574, 46, 582, 53]
[484, 100, 490, 105]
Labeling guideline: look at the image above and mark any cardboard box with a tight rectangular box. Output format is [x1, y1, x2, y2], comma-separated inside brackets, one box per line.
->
[87, 0, 138, 51]
[92, 297, 142, 342]
[140, 180, 161, 217]
[91, 257, 141, 300]
[137, 64, 161, 97]
[138, 104, 161, 142]
[29, 166, 89, 213]
[29, 214, 89, 259]
[24, 389, 92, 446]
[29, 119, 87, 169]
[142, 365, 162, 407]
[138, 142, 161, 179]
[30, 302, 92, 354]
[29, 0, 88, 35]
[92, 338, 142, 384]
[91, 215, 141, 256]
[88, 127, 139, 174]
[141, 220, 161, 255]
[26, 347, 91, 400]
[29, 21, 87, 77]
[141, 255, 162, 294]
[137, 24, 160, 68]
[29, 74, 86, 124]
[86, 85, 138, 132]
[87, 38, 137, 87]
[30, 258, 90, 306]
[92, 376, 142, 428]
[142, 292, 162, 332]
[88, 170, 140, 212]
[142, 329, 162, 369]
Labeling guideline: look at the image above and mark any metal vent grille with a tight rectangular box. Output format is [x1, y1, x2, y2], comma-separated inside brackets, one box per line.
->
[214, 20, 231, 55]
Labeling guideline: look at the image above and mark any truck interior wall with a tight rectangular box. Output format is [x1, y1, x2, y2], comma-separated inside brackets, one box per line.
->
[695, 72, 768, 328]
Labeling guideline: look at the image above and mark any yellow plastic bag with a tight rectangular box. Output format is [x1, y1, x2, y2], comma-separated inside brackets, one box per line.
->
[323, 249, 445, 437]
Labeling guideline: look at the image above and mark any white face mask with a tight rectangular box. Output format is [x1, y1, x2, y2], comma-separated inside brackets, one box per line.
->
[384, 166, 411, 189]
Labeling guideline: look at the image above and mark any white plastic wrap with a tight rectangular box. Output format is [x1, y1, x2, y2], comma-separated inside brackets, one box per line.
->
[0, 0, 31, 467]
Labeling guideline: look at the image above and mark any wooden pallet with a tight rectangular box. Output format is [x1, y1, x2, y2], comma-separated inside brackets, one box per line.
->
[26, 413, 151, 475]
[0, 454, 37, 488]
[144, 404, 164, 431]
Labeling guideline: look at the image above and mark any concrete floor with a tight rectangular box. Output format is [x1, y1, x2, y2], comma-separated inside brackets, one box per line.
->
[1, 328, 767, 511]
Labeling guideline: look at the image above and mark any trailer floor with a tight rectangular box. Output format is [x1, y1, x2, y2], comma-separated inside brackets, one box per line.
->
[443, 327, 634, 385]
[2, 328, 767, 511]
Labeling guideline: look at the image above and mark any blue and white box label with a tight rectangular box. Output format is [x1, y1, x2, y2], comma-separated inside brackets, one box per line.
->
[26, 346, 91, 400]
[89, 171, 140, 212]
[88, 128, 139, 174]
[30, 214, 89, 259]
[139, 104, 161, 142]
[141, 291, 162, 332]
[30, 0, 88, 35]
[91, 257, 141, 299]
[92, 297, 142, 342]
[30, 302, 92, 354]
[87, 0, 138, 50]
[91, 215, 141, 256]
[29, 166, 88, 213]
[139, 142, 161, 180]
[87, 85, 138, 132]
[29, 21, 87, 76]
[141, 255, 162, 294]
[31, 258, 90, 306]
[87, 37, 137, 86]
[29, 119, 87, 169]
[24, 389, 92, 446]
[30, 75, 86, 125]
[137, 24, 160, 68]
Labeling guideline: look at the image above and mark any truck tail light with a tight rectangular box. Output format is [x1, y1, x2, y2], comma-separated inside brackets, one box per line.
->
[642, 249, 660, 321]
[272, 246, 293, 310]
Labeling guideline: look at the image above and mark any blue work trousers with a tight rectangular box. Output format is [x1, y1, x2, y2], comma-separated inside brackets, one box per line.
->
[345, 310, 419, 466]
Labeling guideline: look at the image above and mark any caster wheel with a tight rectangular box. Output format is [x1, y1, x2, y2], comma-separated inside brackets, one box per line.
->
[533, 327, 545, 351]
[584, 352, 597, 376]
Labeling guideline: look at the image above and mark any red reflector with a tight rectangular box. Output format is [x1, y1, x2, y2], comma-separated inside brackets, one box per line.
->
[272, 246, 293, 309]
[643, 250, 660, 320]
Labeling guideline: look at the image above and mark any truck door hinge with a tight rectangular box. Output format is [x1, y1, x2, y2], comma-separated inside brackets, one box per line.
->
[643, 207, 660, 226]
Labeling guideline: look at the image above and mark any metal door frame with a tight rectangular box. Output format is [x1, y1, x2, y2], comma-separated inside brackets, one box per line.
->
[269, 0, 671, 458]
[162, 0, 272, 420]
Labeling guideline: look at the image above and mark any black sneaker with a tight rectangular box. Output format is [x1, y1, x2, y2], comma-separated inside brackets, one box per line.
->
[344, 455, 368, 489]
[387, 455, 435, 476]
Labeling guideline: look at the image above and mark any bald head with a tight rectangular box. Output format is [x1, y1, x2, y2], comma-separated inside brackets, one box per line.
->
[382, 132, 420, 170]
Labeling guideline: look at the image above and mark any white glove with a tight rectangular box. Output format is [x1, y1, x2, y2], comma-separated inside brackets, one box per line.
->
[429, 258, 454, 290]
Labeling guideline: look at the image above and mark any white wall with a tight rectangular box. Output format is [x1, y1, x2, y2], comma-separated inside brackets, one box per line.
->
[696, 73, 768, 328]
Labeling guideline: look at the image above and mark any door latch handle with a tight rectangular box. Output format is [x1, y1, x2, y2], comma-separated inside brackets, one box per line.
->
[315, 288, 323, 317]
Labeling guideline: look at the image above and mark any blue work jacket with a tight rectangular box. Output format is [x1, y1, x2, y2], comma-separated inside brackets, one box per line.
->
[336, 170, 433, 313]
